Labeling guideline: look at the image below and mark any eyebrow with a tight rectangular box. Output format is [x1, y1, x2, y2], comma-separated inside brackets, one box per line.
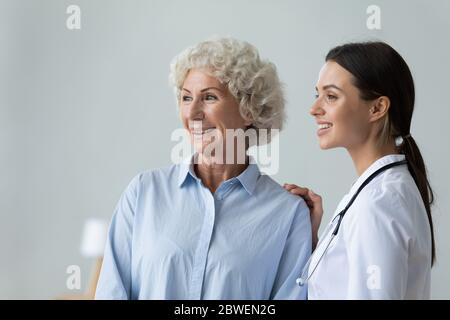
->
[315, 84, 344, 92]
[182, 87, 224, 93]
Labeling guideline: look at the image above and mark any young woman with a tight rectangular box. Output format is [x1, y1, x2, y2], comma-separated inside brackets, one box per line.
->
[285, 42, 435, 299]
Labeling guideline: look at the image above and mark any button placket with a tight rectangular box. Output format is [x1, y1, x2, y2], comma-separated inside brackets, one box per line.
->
[188, 185, 216, 299]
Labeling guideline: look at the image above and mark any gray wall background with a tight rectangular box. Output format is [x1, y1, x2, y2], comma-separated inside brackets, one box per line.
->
[1, 0, 449, 299]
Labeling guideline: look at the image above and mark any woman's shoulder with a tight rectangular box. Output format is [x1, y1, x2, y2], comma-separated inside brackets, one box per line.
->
[349, 168, 427, 233]
[366, 166, 424, 209]
[127, 163, 184, 190]
[257, 174, 309, 208]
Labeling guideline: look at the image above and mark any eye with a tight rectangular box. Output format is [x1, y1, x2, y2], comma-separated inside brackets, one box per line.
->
[182, 95, 192, 102]
[326, 94, 337, 102]
[205, 94, 218, 101]
[314, 93, 319, 99]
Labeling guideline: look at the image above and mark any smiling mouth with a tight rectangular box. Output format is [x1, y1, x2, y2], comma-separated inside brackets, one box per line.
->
[191, 128, 217, 136]
[318, 123, 332, 130]
[317, 123, 332, 136]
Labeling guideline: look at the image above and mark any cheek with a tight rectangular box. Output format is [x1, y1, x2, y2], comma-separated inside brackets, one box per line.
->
[179, 107, 190, 127]
[210, 106, 244, 129]
[335, 108, 370, 142]
[330, 104, 359, 134]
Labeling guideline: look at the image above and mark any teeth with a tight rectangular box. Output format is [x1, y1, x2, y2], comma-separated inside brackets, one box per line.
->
[318, 124, 332, 130]
[192, 128, 216, 134]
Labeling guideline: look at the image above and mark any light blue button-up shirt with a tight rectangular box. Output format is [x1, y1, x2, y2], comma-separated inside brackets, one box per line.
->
[95, 158, 311, 300]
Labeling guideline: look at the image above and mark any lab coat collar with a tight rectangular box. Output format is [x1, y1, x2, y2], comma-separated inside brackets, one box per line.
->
[348, 154, 406, 197]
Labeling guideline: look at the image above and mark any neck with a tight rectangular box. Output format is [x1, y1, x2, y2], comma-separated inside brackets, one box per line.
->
[348, 139, 398, 176]
[195, 153, 249, 193]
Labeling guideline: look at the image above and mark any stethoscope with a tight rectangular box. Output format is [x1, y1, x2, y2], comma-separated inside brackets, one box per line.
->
[296, 159, 408, 287]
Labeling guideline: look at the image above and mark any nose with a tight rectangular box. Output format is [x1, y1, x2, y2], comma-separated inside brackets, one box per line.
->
[188, 97, 205, 120]
[310, 98, 324, 117]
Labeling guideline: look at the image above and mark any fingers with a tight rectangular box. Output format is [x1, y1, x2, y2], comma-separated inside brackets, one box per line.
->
[283, 183, 297, 191]
[283, 183, 309, 195]
[308, 189, 324, 213]
[283, 184, 314, 210]
[283, 184, 323, 211]
[290, 188, 310, 198]
[308, 189, 321, 201]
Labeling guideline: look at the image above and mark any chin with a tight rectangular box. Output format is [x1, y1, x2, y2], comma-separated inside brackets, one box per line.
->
[319, 144, 332, 150]
[318, 138, 335, 150]
[195, 142, 218, 158]
[318, 138, 328, 149]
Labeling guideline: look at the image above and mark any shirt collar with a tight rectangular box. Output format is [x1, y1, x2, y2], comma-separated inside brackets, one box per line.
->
[235, 159, 260, 195]
[177, 154, 199, 188]
[177, 154, 261, 195]
[348, 154, 406, 196]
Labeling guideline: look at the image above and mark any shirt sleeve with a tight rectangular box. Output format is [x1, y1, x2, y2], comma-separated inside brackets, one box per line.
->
[271, 199, 312, 300]
[344, 188, 411, 299]
[95, 175, 140, 300]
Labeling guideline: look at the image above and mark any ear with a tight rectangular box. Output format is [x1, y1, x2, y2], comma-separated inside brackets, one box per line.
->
[368, 96, 390, 123]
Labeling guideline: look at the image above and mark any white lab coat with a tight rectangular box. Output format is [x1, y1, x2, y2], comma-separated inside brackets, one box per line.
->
[308, 154, 431, 299]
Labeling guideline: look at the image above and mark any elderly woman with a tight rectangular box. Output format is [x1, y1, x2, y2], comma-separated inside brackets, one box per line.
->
[95, 37, 311, 300]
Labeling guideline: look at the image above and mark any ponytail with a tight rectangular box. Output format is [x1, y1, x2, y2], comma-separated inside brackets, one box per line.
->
[401, 135, 436, 265]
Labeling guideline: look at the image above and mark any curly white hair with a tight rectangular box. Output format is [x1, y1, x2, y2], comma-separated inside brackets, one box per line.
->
[169, 37, 285, 144]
